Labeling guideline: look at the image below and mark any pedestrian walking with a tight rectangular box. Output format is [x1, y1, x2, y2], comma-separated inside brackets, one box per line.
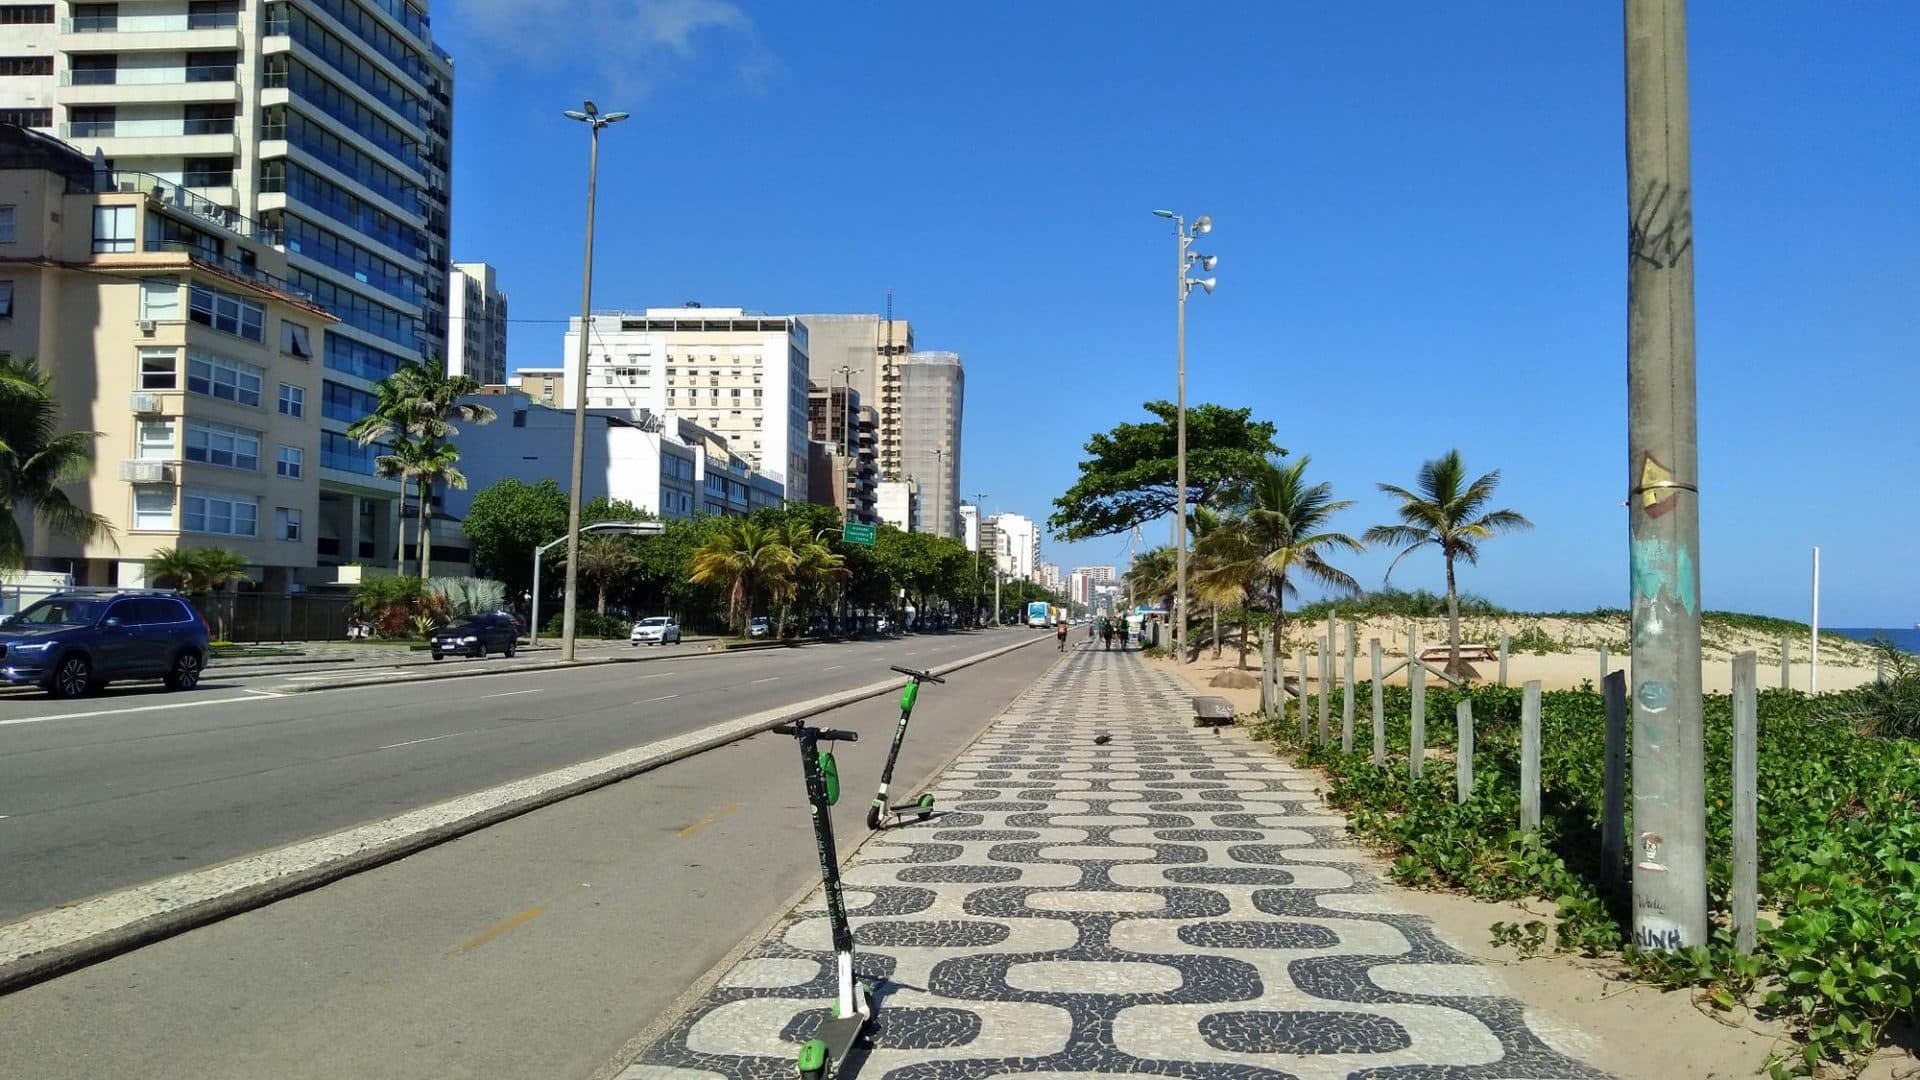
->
[1101, 620, 1114, 650]
[1055, 619, 1069, 652]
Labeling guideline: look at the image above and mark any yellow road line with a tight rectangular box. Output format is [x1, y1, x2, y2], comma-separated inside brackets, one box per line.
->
[454, 906, 544, 953]
[676, 801, 743, 839]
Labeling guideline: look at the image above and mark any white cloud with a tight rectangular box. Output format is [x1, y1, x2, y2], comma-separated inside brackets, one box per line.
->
[455, 0, 759, 97]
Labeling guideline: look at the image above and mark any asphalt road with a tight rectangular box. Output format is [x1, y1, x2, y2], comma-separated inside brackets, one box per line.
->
[0, 628, 1044, 921]
[0, 638, 1066, 1080]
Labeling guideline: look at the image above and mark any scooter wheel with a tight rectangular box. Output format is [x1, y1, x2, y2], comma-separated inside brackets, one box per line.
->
[916, 793, 935, 819]
[796, 1037, 828, 1079]
[865, 804, 883, 831]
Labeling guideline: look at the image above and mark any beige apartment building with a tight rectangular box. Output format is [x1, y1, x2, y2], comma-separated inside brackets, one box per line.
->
[1, 124, 333, 591]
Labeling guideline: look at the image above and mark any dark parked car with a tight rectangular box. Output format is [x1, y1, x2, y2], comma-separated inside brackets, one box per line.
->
[430, 613, 521, 660]
[0, 590, 210, 698]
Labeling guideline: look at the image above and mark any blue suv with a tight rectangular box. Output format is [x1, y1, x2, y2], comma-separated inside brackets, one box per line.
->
[0, 590, 211, 698]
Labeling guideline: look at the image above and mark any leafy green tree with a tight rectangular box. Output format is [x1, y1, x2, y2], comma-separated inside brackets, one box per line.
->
[769, 518, 847, 636]
[1235, 456, 1363, 648]
[461, 478, 570, 600]
[0, 357, 112, 569]
[1366, 449, 1532, 678]
[1050, 401, 1281, 541]
[690, 518, 793, 633]
[347, 359, 494, 575]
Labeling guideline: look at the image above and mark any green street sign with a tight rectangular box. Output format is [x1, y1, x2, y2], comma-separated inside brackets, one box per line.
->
[841, 522, 876, 546]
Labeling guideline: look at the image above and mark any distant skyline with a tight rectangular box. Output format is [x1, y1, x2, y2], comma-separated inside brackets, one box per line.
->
[434, 3, 1917, 625]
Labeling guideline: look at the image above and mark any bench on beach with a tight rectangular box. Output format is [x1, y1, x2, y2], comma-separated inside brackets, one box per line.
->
[1191, 695, 1236, 729]
[1419, 644, 1498, 664]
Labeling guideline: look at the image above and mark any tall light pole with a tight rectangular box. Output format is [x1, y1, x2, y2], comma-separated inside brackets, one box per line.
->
[1624, 0, 1704, 952]
[1151, 209, 1217, 663]
[560, 100, 629, 662]
[930, 447, 947, 539]
[835, 365, 860, 456]
[971, 490, 988, 623]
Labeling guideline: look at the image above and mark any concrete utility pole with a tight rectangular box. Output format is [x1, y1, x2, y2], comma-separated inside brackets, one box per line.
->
[1150, 210, 1216, 663]
[1624, 0, 1707, 951]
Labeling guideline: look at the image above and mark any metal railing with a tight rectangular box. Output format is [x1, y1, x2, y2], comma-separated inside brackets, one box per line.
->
[63, 13, 240, 32]
[60, 65, 239, 86]
[80, 167, 281, 245]
[148, 240, 314, 302]
[62, 118, 236, 138]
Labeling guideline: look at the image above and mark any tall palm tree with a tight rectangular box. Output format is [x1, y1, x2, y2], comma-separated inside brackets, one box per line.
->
[1238, 456, 1363, 651]
[1187, 505, 1238, 658]
[0, 357, 113, 570]
[773, 520, 846, 637]
[576, 532, 636, 616]
[1124, 545, 1177, 611]
[374, 439, 467, 578]
[1193, 514, 1263, 667]
[347, 360, 495, 572]
[690, 518, 794, 634]
[1366, 449, 1532, 678]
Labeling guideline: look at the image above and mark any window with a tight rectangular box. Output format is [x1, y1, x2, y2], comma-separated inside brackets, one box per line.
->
[71, 3, 115, 30]
[511, 410, 526, 428]
[277, 383, 305, 418]
[182, 156, 234, 187]
[133, 487, 175, 530]
[0, 108, 49, 127]
[0, 205, 13, 243]
[188, 284, 264, 342]
[274, 507, 301, 541]
[139, 277, 180, 321]
[730, 388, 741, 399]
[137, 420, 174, 460]
[139, 347, 177, 389]
[280, 320, 312, 358]
[186, 351, 263, 406]
[0, 280, 11, 318]
[92, 205, 136, 254]
[276, 445, 302, 478]
[182, 490, 256, 537]
[184, 420, 260, 471]
[69, 54, 114, 84]
[0, 57, 52, 76]
[0, 7, 55, 26]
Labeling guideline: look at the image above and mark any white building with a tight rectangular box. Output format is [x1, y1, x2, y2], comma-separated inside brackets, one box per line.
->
[449, 262, 508, 387]
[1039, 563, 1063, 592]
[1069, 565, 1117, 606]
[990, 513, 1038, 582]
[444, 392, 780, 524]
[876, 479, 918, 532]
[561, 307, 810, 501]
[959, 504, 980, 552]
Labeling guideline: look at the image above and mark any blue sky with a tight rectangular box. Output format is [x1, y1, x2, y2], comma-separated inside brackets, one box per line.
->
[435, 2, 1917, 626]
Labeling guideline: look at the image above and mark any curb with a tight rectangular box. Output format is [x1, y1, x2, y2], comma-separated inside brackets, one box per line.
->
[0, 633, 1049, 996]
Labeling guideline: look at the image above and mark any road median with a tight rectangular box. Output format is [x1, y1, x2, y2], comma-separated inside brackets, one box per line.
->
[0, 632, 1047, 995]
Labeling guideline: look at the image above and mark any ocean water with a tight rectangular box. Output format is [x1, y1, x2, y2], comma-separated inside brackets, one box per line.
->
[1829, 627, 1920, 653]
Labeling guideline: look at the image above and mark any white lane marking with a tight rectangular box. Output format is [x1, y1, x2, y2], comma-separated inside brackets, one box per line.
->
[0, 696, 260, 727]
[633, 672, 673, 681]
[481, 688, 543, 700]
[636, 694, 679, 704]
[822, 665, 843, 672]
[751, 677, 781, 684]
[243, 689, 285, 698]
[378, 730, 475, 751]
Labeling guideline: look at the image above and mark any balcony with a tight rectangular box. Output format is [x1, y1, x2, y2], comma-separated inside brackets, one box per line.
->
[58, 66, 241, 107]
[60, 14, 242, 53]
[79, 168, 280, 245]
[61, 119, 238, 159]
[148, 241, 314, 304]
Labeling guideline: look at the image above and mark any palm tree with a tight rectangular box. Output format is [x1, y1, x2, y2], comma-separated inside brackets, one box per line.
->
[690, 518, 794, 634]
[1192, 514, 1263, 667]
[0, 357, 113, 570]
[146, 547, 252, 638]
[374, 439, 467, 578]
[1187, 505, 1239, 658]
[773, 521, 846, 637]
[1238, 456, 1363, 652]
[1124, 545, 1177, 612]
[347, 360, 495, 572]
[1366, 449, 1532, 679]
[576, 533, 637, 616]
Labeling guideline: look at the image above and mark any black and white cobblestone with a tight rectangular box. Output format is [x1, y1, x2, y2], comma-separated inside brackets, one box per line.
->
[624, 649, 1611, 1079]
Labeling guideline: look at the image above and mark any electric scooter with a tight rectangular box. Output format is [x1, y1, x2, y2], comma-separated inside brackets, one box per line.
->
[865, 665, 946, 831]
[772, 719, 872, 1080]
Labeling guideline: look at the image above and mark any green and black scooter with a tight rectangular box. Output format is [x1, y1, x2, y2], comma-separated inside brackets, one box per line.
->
[865, 665, 946, 831]
[772, 719, 872, 1080]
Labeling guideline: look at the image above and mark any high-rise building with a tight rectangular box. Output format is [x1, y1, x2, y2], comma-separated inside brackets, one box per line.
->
[561, 307, 811, 500]
[0, 125, 330, 589]
[806, 382, 877, 524]
[792, 312, 913, 479]
[899, 350, 963, 538]
[989, 513, 1038, 582]
[0, 1, 457, 576]
[959, 504, 979, 552]
[448, 261, 507, 387]
[1069, 565, 1117, 607]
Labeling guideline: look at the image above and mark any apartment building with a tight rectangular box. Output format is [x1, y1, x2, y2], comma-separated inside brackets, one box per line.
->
[987, 512, 1039, 582]
[0, 0, 457, 576]
[793, 312, 913, 479]
[443, 392, 782, 525]
[561, 306, 810, 501]
[806, 381, 876, 524]
[898, 349, 963, 538]
[1068, 565, 1116, 606]
[958, 503, 978, 552]
[875, 478, 917, 533]
[0, 123, 333, 588]
[503, 365, 564, 407]
[447, 260, 505, 386]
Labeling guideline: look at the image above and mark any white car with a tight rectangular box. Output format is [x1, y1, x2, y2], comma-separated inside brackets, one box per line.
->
[630, 616, 682, 646]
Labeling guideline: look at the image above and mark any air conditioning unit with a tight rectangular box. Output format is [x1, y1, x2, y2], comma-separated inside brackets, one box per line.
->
[120, 460, 172, 484]
[138, 320, 157, 336]
[129, 392, 162, 414]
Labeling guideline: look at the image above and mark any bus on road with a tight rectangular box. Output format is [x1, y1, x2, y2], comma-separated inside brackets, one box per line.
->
[1026, 601, 1052, 628]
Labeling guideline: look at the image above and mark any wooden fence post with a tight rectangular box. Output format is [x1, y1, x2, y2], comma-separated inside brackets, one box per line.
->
[1520, 680, 1542, 832]
[1260, 626, 1275, 718]
[1370, 638, 1385, 766]
[1499, 631, 1510, 687]
[1602, 669, 1628, 895]
[1342, 621, 1357, 753]
[1456, 698, 1474, 804]
[1318, 634, 1332, 744]
[1409, 653, 1426, 780]
[1599, 646, 1609, 687]
[1294, 647, 1309, 742]
[1779, 635, 1790, 690]
[1732, 651, 1759, 953]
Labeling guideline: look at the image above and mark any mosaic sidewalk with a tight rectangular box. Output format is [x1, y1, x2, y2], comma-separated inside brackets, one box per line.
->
[622, 648, 1611, 1079]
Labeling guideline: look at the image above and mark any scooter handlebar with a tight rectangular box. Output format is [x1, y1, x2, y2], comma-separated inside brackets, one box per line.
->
[769, 722, 857, 742]
[890, 664, 946, 684]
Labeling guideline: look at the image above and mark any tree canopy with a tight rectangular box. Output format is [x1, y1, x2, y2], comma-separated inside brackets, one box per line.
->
[461, 478, 569, 598]
[1049, 401, 1282, 541]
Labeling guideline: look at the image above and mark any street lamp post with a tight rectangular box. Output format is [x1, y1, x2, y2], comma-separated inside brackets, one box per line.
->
[1151, 209, 1217, 664]
[835, 365, 860, 456]
[530, 520, 662, 647]
[560, 100, 630, 662]
[931, 447, 947, 539]
[970, 490, 988, 624]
